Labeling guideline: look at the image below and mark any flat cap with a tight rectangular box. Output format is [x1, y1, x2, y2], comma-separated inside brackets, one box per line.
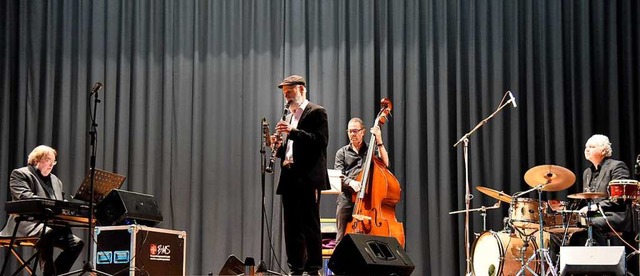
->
[277, 75, 306, 88]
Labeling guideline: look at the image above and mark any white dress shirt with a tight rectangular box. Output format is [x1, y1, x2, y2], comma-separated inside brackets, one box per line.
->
[283, 99, 309, 165]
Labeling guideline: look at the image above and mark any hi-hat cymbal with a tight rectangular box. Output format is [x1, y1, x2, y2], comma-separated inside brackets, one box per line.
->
[567, 192, 608, 200]
[524, 164, 576, 191]
[476, 186, 512, 203]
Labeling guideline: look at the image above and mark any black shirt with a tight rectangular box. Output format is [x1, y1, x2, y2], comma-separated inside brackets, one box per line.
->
[334, 142, 369, 197]
[586, 161, 603, 192]
[31, 165, 56, 199]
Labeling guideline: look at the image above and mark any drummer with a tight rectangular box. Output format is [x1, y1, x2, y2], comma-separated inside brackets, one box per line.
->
[570, 134, 632, 247]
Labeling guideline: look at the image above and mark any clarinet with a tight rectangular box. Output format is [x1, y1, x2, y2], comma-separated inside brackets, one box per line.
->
[265, 102, 291, 173]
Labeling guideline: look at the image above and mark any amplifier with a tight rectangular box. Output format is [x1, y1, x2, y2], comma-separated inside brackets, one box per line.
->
[93, 225, 187, 275]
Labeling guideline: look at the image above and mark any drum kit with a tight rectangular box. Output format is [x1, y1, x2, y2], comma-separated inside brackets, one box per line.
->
[453, 164, 640, 276]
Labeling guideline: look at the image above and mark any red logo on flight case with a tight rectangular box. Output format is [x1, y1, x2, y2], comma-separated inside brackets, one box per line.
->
[149, 244, 172, 261]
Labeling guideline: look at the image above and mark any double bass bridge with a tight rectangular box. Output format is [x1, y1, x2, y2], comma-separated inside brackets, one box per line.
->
[352, 214, 372, 221]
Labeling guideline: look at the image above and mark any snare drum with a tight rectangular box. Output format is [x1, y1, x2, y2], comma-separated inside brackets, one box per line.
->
[608, 179, 639, 201]
[472, 231, 539, 276]
[543, 211, 584, 234]
[510, 198, 546, 229]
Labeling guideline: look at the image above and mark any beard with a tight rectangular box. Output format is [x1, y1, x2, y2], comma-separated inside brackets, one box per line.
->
[288, 94, 304, 111]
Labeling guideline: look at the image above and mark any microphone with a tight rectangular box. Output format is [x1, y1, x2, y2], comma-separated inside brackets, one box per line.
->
[507, 91, 517, 108]
[635, 154, 640, 175]
[90, 82, 103, 95]
[262, 117, 271, 147]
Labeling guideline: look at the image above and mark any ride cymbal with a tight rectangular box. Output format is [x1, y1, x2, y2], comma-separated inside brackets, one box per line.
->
[524, 164, 576, 191]
[476, 186, 512, 203]
[567, 192, 608, 200]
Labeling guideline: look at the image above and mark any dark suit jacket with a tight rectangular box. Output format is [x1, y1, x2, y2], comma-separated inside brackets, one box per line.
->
[0, 166, 65, 237]
[276, 102, 330, 194]
[582, 158, 631, 231]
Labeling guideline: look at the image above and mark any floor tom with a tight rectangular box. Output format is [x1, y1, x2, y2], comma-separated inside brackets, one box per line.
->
[543, 211, 584, 234]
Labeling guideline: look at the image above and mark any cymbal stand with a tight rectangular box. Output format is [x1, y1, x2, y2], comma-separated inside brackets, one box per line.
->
[453, 91, 515, 275]
[516, 183, 557, 276]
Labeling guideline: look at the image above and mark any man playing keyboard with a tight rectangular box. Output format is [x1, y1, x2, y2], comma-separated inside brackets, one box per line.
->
[0, 145, 84, 275]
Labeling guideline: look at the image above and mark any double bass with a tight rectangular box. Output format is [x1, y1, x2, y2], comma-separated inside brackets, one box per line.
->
[345, 98, 405, 247]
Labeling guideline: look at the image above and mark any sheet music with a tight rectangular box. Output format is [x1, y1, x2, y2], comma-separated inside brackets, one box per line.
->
[324, 169, 343, 194]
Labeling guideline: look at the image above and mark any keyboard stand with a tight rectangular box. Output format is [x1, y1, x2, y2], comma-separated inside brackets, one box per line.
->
[1, 213, 52, 275]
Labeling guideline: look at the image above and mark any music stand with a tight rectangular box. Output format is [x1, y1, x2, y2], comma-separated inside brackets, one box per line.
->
[73, 169, 126, 204]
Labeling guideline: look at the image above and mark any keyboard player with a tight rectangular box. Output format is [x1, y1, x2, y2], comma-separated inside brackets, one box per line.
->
[0, 145, 84, 276]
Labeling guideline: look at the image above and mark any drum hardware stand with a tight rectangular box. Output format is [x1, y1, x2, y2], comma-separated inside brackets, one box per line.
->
[453, 91, 516, 275]
[518, 234, 535, 271]
[449, 201, 501, 233]
[634, 203, 640, 274]
[583, 199, 598, 246]
[515, 183, 558, 276]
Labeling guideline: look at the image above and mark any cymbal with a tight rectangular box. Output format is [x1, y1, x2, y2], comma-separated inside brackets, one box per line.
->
[476, 186, 512, 203]
[567, 192, 608, 200]
[524, 164, 576, 191]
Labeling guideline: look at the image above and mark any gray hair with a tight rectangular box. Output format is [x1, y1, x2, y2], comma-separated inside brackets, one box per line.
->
[348, 117, 365, 129]
[587, 134, 612, 157]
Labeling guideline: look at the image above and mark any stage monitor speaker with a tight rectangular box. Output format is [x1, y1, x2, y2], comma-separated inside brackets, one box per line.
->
[560, 246, 625, 276]
[328, 234, 414, 276]
[95, 189, 163, 227]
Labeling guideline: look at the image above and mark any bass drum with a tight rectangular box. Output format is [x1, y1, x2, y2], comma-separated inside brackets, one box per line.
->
[472, 231, 538, 276]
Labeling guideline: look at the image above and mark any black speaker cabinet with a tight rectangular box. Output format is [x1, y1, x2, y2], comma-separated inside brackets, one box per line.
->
[328, 234, 415, 276]
[95, 189, 163, 227]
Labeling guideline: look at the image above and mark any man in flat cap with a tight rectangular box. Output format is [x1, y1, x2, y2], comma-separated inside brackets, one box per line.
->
[271, 75, 330, 276]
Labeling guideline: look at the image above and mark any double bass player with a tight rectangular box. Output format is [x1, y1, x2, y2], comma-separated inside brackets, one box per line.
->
[334, 99, 405, 247]
[334, 117, 389, 245]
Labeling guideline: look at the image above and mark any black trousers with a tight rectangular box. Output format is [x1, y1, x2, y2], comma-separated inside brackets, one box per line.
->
[37, 226, 84, 276]
[335, 194, 354, 245]
[281, 189, 322, 274]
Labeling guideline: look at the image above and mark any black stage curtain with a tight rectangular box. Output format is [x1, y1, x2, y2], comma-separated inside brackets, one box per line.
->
[1, 0, 639, 275]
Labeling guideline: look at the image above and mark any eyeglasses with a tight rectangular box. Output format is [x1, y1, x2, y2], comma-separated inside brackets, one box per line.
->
[42, 158, 57, 165]
[346, 129, 364, 134]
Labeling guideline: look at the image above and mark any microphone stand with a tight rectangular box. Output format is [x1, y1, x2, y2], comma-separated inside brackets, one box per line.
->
[257, 119, 268, 274]
[256, 119, 283, 276]
[60, 86, 110, 276]
[453, 92, 516, 275]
